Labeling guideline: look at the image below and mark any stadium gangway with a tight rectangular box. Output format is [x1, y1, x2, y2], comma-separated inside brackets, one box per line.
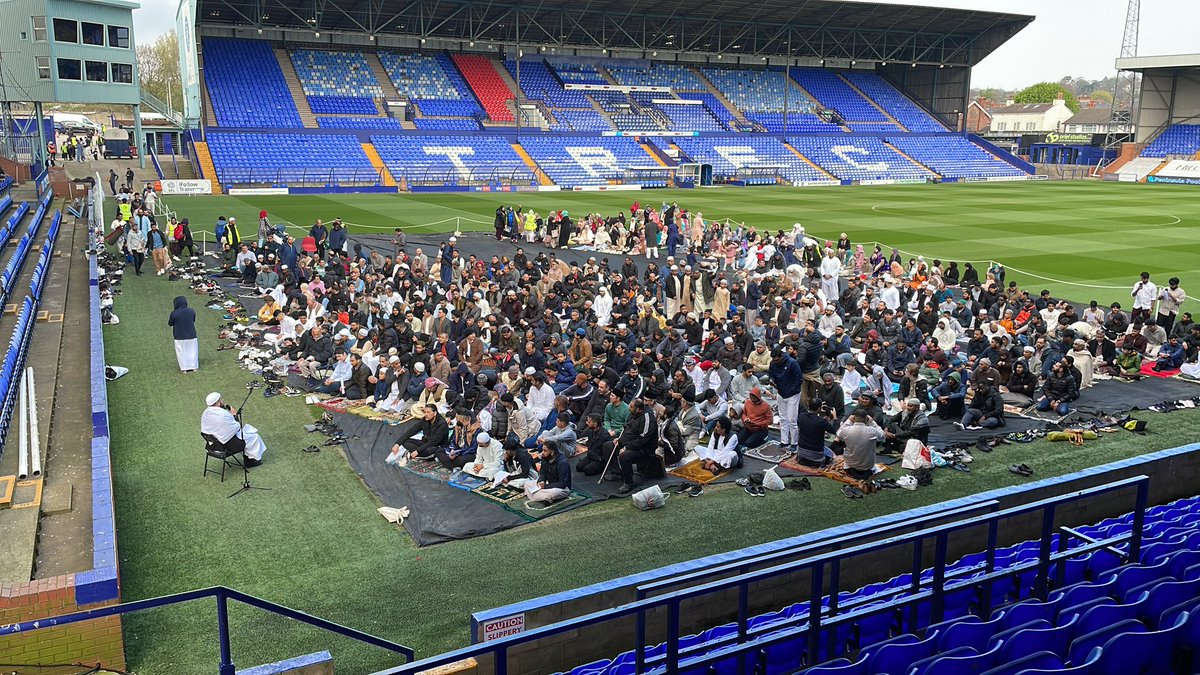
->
[370, 475, 1148, 675]
[0, 586, 416, 675]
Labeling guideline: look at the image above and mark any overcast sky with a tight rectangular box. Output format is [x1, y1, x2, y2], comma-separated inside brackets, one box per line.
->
[132, 0, 1198, 90]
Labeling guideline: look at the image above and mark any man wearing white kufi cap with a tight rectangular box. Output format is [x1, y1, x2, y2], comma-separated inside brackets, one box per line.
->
[201, 392, 267, 465]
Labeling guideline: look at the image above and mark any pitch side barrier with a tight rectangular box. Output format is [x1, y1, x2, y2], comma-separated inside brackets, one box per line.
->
[376, 474, 1149, 675]
[469, 442, 1200, 674]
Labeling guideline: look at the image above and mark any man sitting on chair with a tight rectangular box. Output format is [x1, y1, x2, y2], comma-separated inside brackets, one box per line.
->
[201, 392, 267, 467]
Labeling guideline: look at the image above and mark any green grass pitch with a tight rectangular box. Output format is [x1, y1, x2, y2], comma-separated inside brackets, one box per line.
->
[107, 181, 1200, 673]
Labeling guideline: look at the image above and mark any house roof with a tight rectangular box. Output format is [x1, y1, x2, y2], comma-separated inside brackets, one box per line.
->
[1065, 109, 1114, 125]
[968, 100, 993, 119]
[991, 103, 1054, 115]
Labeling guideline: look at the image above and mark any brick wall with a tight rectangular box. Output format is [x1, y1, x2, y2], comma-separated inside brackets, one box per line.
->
[0, 575, 125, 673]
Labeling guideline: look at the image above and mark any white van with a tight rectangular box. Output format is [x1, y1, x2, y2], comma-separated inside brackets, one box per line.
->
[53, 113, 102, 135]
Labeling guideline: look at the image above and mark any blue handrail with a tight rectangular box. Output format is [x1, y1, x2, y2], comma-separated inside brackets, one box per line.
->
[0, 586, 415, 675]
[369, 475, 1148, 675]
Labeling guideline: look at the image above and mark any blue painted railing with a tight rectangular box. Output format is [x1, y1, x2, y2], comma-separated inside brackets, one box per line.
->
[0, 474, 1148, 675]
[374, 475, 1147, 675]
[0, 586, 415, 675]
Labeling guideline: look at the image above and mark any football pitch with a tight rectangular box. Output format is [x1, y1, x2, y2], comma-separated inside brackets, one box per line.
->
[108, 180, 1200, 674]
[164, 181, 1200, 306]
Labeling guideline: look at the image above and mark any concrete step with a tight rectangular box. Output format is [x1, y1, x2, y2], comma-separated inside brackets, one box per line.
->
[274, 47, 318, 128]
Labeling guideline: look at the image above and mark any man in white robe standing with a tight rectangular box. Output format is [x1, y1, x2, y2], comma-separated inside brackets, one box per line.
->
[168, 296, 198, 373]
[201, 392, 267, 466]
[819, 249, 842, 304]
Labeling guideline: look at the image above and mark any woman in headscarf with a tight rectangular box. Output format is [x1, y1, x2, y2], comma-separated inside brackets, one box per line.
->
[865, 365, 894, 408]
[851, 244, 867, 276]
[961, 263, 979, 286]
[870, 246, 887, 278]
[836, 232, 852, 265]
[594, 286, 614, 327]
[557, 211, 573, 249]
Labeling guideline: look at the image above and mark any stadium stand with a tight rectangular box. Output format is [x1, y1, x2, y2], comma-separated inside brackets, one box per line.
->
[370, 134, 531, 183]
[787, 136, 932, 181]
[555, 492, 1200, 675]
[378, 52, 473, 101]
[206, 133, 377, 185]
[840, 71, 948, 132]
[657, 102, 727, 132]
[548, 60, 608, 85]
[550, 109, 612, 132]
[519, 136, 664, 187]
[1139, 124, 1200, 157]
[673, 136, 832, 184]
[888, 135, 1029, 179]
[505, 59, 591, 109]
[202, 37, 302, 128]
[607, 62, 708, 91]
[789, 68, 893, 127]
[290, 49, 384, 115]
[450, 54, 516, 122]
[702, 67, 816, 115]
[677, 92, 739, 130]
[316, 117, 405, 130]
[412, 118, 481, 131]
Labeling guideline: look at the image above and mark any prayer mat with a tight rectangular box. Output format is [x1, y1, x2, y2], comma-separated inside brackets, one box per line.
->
[473, 482, 526, 504]
[779, 456, 891, 491]
[448, 471, 488, 491]
[503, 489, 589, 522]
[669, 459, 730, 485]
[349, 405, 384, 420]
[401, 457, 456, 483]
[743, 442, 793, 464]
[317, 397, 356, 412]
[1140, 363, 1180, 379]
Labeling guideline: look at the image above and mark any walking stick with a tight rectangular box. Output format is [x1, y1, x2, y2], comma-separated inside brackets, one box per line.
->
[598, 443, 619, 484]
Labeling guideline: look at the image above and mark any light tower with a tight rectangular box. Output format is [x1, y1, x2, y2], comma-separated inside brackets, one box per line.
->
[1103, 0, 1140, 153]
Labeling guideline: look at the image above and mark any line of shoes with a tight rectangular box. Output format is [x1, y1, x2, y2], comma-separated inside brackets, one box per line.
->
[305, 412, 356, 446]
[1147, 397, 1200, 413]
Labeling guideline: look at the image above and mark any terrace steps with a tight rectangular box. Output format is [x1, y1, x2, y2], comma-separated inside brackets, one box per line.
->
[362, 143, 398, 188]
[512, 143, 555, 186]
[595, 66, 621, 87]
[782, 142, 839, 181]
[693, 69, 748, 125]
[274, 48, 318, 128]
[640, 143, 671, 167]
[836, 73, 908, 131]
[883, 141, 941, 178]
[365, 52, 403, 103]
[192, 142, 222, 194]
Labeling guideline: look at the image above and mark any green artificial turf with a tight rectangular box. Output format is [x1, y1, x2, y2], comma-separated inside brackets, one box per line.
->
[105, 182, 1200, 674]
[160, 181, 1200, 306]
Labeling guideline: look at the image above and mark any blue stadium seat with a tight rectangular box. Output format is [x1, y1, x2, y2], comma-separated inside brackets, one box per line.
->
[1094, 611, 1188, 675]
[1012, 648, 1102, 674]
[317, 117, 405, 130]
[997, 614, 1079, 664]
[672, 136, 831, 184]
[206, 133, 376, 186]
[203, 38, 302, 128]
[839, 71, 947, 131]
[1139, 124, 1200, 158]
[924, 641, 1002, 675]
[1067, 619, 1146, 667]
[864, 632, 935, 674]
[788, 136, 931, 181]
[887, 136, 1028, 179]
[908, 646, 977, 675]
[371, 135, 531, 184]
[939, 616, 1014, 652]
[379, 52, 475, 105]
[799, 656, 867, 674]
[520, 136, 667, 188]
[977, 651, 1065, 675]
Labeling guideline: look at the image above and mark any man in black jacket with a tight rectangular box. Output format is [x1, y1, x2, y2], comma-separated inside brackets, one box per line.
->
[168, 296, 198, 373]
[292, 324, 334, 379]
[389, 404, 450, 461]
[343, 353, 373, 400]
[616, 399, 660, 493]
[958, 385, 1006, 430]
[574, 415, 614, 476]
[526, 443, 571, 503]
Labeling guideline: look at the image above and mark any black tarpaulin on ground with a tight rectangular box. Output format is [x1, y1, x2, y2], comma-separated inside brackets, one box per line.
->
[926, 416, 1048, 447]
[332, 412, 788, 546]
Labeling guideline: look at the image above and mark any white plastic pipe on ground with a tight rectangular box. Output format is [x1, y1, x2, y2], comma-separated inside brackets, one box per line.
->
[28, 367, 41, 477]
[17, 369, 28, 480]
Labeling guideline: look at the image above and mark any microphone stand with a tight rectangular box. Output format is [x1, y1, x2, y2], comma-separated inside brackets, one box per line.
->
[228, 381, 271, 498]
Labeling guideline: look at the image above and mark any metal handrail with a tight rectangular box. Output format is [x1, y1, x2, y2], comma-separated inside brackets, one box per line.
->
[372, 474, 1148, 675]
[0, 586, 414, 675]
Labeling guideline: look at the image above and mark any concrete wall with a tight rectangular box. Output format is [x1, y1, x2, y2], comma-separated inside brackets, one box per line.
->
[472, 442, 1200, 675]
[0, 219, 123, 671]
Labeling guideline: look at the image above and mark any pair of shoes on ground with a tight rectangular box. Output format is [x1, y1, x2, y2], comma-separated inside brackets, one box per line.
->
[618, 482, 638, 494]
[787, 477, 812, 491]
[842, 485, 866, 499]
[672, 483, 704, 497]
[744, 485, 766, 497]
[1009, 463, 1034, 477]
